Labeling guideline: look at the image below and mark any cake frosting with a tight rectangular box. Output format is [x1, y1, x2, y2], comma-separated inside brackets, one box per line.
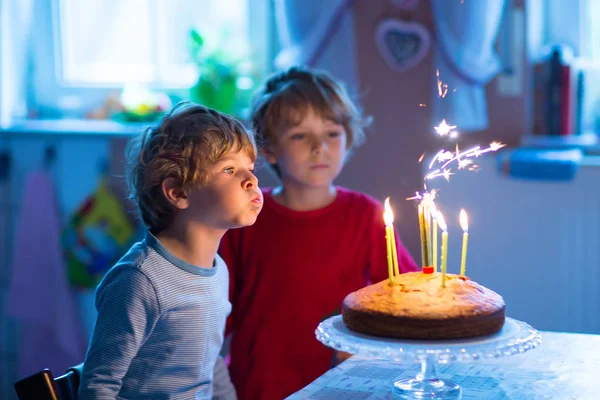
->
[342, 272, 505, 340]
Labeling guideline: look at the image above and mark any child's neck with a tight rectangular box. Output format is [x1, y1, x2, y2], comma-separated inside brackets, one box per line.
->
[155, 220, 224, 268]
[272, 183, 337, 211]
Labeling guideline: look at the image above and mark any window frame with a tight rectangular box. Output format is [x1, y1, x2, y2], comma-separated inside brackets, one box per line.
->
[29, 0, 272, 118]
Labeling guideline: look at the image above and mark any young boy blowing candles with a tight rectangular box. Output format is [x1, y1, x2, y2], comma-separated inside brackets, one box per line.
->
[219, 67, 418, 400]
[79, 102, 262, 399]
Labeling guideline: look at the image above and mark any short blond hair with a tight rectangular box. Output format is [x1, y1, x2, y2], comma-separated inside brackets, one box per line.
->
[126, 102, 256, 233]
[251, 66, 370, 174]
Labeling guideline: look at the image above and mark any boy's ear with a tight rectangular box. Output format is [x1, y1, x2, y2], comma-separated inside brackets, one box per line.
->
[161, 178, 189, 210]
[261, 147, 278, 166]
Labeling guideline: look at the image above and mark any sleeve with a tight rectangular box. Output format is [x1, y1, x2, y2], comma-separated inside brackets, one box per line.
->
[367, 201, 419, 284]
[78, 268, 160, 399]
[218, 229, 241, 337]
[211, 356, 237, 400]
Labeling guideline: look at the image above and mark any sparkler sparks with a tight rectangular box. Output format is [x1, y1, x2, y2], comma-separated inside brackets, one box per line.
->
[432, 142, 505, 181]
[408, 141, 506, 203]
[434, 119, 457, 136]
[436, 69, 448, 98]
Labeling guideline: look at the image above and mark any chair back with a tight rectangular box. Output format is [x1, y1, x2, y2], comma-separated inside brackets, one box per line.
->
[14, 363, 83, 400]
[13, 369, 60, 400]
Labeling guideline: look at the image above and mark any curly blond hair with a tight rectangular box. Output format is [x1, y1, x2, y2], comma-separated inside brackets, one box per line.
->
[251, 66, 371, 175]
[126, 102, 256, 233]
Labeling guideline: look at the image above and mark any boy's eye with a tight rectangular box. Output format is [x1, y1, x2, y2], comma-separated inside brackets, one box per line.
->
[223, 167, 234, 174]
[291, 133, 305, 140]
[328, 132, 341, 138]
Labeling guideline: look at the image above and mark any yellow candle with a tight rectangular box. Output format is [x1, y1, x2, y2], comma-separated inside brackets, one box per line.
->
[442, 231, 448, 288]
[437, 211, 448, 288]
[390, 228, 400, 277]
[385, 226, 393, 284]
[384, 198, 395, 285]
[460, 209, 469, 276]
[430, 203, 438, 273]
[418, 204, 430, 267]
[425, 206, 432, 265]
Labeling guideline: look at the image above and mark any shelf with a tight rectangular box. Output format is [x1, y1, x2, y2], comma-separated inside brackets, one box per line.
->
[0, 119, 149, 138]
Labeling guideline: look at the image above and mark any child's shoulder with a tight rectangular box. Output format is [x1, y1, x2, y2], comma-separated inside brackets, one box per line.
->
[336, 187, 383, 210]
[100, 241, 151, 285]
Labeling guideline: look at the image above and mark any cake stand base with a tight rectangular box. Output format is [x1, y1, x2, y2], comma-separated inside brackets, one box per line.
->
[392, 357, 461, 399]
[315, 316, 541, 400]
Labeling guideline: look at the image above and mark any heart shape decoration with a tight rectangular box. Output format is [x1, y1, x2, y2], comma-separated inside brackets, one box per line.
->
[375, 19, 431, 73]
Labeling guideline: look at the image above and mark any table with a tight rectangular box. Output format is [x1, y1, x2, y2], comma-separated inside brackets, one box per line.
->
[287, 332, 600, 399]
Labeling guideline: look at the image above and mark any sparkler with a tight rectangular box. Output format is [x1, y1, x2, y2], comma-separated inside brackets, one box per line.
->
[410, 66, 505, 278]
[407, 117, 506, 275]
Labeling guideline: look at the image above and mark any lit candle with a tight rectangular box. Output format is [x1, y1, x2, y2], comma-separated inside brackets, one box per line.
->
[437, 211, 448, 288]
[460, 209, 469, 276]
[384, 198, 395, 285]
[430, 202, 438, 273]
[390, 228, 400, 278]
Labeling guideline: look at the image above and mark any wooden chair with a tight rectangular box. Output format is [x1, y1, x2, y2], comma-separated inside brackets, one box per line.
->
[14, 363, 83, 400]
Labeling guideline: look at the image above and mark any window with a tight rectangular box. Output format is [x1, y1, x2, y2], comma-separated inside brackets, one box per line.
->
[56, 0, 254, 88]
[586, 0, 600, 60]
[27, 0, 270, 118]
[527, 0, 600, 137]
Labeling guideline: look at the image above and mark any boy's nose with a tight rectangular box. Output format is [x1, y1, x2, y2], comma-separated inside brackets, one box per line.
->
[312, 138, 326, 154]
[243, 172, 258, 189]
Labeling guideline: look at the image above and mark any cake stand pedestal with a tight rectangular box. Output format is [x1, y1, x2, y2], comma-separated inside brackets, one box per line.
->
[315, 316, 541, 399]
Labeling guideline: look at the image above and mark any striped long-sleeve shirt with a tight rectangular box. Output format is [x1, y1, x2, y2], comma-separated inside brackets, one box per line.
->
[79, 232, 236, 400]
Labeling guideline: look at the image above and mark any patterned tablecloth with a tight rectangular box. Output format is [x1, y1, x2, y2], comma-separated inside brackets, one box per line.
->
[288, 332, 600, 399]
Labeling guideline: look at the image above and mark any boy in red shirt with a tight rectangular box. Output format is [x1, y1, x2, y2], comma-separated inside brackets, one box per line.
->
[219, 67, 418, 400]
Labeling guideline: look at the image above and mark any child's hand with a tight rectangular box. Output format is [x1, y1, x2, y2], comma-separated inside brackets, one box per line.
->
[331, 350, 352, 367]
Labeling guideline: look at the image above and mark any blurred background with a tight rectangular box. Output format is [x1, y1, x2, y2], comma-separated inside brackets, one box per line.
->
[1, 0, 600, 397]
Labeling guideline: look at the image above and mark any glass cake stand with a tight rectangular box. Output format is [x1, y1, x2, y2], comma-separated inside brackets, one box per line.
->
[315, 316, 541, 399]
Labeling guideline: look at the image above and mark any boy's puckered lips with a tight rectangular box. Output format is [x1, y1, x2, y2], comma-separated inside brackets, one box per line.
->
[251, 192, 263, 205]
[309, 163, 330, 170]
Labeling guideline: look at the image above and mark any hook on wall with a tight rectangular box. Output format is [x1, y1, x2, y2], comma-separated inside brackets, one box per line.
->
[98, 157, 110, 176]
[0, 151, 11, 182]
[44, 144, 56, 169]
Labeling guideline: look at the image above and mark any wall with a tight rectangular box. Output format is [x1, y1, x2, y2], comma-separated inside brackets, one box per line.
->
[336, 0, 530, 261]
[435, 154, 600, 334]
[0, 133, 133, 400]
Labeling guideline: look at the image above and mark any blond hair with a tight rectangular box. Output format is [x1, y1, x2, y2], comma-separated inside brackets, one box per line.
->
[251, 66, 370, 174]
[126, 102, 256, 233]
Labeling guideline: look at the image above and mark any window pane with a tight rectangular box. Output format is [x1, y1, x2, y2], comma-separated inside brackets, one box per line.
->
[57, 0, 250, 87]
[59, 0, 154, 84]
[588, 0, 600, 60]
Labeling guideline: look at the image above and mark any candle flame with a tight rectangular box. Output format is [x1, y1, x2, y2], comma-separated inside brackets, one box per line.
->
[383, 197, 394, 226]
[436, 211, 447, 232]
[460, 209, 468, 232]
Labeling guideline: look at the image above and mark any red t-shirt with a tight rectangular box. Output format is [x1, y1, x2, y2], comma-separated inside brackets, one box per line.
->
[219, 187, 418, 400]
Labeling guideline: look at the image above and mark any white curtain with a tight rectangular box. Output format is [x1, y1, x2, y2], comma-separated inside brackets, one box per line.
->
[273, 0, 360, 96]
[0, 0, 34, 127]
[430, 0, 506, 132]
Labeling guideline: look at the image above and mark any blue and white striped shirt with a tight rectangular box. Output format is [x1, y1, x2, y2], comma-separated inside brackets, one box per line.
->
[79, 232, 235, 400]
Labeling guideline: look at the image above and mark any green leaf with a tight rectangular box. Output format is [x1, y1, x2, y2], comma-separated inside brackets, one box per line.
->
[190, 29, 204, 48]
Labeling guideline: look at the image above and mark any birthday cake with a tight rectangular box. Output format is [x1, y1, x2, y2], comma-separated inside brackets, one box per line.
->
[342, 271, 505, 340]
